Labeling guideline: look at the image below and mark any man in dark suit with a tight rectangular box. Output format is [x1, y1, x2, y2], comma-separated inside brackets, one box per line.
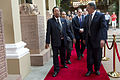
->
[61, 11, 74, 64]
[83, 3, 107, 76]
[72, 8, 85, 60]
[45, 7, 76, 77]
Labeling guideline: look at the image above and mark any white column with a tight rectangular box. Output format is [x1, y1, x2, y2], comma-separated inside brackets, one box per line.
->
[49, 0, 56, 14]
[0, 0, 30, 79]
[33, 0, 47, 31]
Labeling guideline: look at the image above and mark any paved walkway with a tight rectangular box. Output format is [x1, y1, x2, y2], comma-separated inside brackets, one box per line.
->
[24, 28, 120, 80]
[24, 58, 53, 80]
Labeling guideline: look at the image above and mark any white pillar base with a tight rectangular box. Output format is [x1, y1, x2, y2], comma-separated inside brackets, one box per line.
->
[5, 41, 30, 79]
[5, 41, 29, 59]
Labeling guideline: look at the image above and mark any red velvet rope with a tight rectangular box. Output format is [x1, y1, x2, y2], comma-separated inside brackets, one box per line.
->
[106, 40, 114, 50]
[115, 42, 120, 62]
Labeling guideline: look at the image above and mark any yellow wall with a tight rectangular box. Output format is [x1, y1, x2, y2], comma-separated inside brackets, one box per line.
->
[7, 59, 20, 74]
[0, 0, 22, 43]
[0, 0, 14, 43]
[46, 0, 49, 10]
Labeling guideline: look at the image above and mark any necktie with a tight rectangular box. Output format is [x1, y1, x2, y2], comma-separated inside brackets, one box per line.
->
[79, 17, 82, 27]
[57, 18, 62, 31]
[88, 14, 92, 36]
[57, 18, 60, 25]
[57, 18, 63, 38]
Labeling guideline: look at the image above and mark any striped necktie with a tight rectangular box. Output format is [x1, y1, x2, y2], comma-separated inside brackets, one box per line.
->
[88, 14, 92, 36]
[57, 18, 62, 32]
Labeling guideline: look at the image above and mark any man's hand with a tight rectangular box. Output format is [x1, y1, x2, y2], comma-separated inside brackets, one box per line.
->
[83, 40, 85, 45]
[100, 40, 105, 48]
[80, 30, 84, 33]
[79, 28, 84, 33]
[73, 38, 76, 44]
[45, 44, 49, 49]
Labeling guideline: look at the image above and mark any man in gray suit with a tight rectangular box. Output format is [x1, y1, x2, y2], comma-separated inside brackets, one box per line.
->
[61, 11, 74, 64]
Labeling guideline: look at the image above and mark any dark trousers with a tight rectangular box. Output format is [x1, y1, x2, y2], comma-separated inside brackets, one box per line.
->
[66, 40, 73, 60]
[87, 38, 102, 71]
[66, 49, 71, 60]
[52, 39, 66, 72]
[75, 38, 85, 58]
[106, 20, 109, 30]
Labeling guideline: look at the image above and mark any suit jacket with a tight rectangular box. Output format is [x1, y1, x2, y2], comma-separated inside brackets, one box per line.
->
[83, 11, 107, 48]
[46, 16, 74, 47]
[66, 20, 74, 41]
[72, 15, 85, 39]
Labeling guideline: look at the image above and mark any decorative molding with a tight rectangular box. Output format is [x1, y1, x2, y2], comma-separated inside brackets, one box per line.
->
[5, 41, 30, 59]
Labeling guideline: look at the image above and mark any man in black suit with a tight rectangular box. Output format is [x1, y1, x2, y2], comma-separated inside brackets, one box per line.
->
[72, 8, 85, 60]
[45, 7, 76, 77]
[83, 3, 107, 76]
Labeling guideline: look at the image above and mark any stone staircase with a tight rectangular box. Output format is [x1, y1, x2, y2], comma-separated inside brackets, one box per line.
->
[107, 28, 120, 43]
[107, 34, 120, 43]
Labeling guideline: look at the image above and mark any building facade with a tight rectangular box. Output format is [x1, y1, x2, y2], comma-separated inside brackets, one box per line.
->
[0, 0, 119, 80]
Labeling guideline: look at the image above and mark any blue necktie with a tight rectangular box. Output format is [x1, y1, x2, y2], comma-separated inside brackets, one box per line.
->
[79, 17, 82, 28]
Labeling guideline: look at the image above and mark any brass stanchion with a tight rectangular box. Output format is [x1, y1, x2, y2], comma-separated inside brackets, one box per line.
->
[108, 35, 120, 78]
[102, 43, 109, 61]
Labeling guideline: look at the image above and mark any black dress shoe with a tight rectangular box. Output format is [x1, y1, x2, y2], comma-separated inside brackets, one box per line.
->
[63, 65, 68, 68]
[78, 57, 81, 60]
[96, 71, 100, 75]
[67, 60, 71, 64]
[85, 71, 93, 76]
[52, 72, 58, 77]
[81, 54, 84, 57]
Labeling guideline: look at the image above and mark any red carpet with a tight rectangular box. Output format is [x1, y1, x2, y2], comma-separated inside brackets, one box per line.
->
[44, 46, 110, 80]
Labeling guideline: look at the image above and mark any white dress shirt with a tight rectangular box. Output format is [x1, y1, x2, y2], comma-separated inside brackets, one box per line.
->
[105, 14, 110, 20]
[77, 16, 82, 21]
[55, 17, 62, 28]
[91, 10, 96, 20]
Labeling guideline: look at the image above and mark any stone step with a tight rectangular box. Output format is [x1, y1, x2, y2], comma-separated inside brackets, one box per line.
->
[107, 38, 120, 40]
[107, 40, 120, 43]
[30, 48, 51, 66]
[108, 37, 120, 39]
[108, 34, 120, 36]
[108, 35, 120, 38]
[107, 35, 120, 43]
